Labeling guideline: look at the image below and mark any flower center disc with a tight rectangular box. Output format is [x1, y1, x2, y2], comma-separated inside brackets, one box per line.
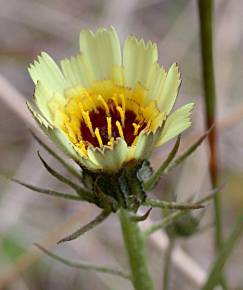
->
[51, 80, 164, 157]
[80, 99, 147, 147]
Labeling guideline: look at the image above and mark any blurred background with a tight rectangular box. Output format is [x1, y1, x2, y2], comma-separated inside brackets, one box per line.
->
[0, 0, 242, 289]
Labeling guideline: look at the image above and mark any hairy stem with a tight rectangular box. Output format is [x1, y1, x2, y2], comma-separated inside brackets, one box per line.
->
[119, 208, 154, 290]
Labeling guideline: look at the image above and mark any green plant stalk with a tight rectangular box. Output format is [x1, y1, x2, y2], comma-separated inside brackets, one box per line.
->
[162, 238, 174, 290]
[198, 0, 222, 252]
[119, 208, 154, 290]
[202, 211, 243, 290]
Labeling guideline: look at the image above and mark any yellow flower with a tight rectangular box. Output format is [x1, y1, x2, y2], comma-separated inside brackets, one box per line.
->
[28, 26, 193, 173]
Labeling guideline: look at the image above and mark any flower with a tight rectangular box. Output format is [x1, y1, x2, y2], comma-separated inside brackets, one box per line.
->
[28, 26, 193, 173]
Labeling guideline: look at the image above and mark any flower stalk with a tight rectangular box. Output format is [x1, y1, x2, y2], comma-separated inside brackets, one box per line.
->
[198, 2, 227, 289]
[197, 0, 222, 252]
[119, 208, 154, 290]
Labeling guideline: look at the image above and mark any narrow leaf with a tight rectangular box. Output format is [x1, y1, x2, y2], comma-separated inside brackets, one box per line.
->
[144, 136, 180, 192]
[202, 212, 243, 290]
[143, 198, 204, 210]
[35, 244, 131, 280]
[58, 209, 111, 244]
[165, 126, 213, 174]
[12, 178, 81, 201]
[31, 131, 82, 179]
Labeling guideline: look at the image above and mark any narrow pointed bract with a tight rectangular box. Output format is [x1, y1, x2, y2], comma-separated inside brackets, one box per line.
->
[37, 151, 82, 192]
[144, 135, 181, 191]
[57, 209, 111, 244]
[12, 178, 82, 201]
[31, 131, 82, 179]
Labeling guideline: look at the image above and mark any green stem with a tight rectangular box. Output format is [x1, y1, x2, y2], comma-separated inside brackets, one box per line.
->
[162, 238, 174, 290]
[198, 0, 223, 251]
[198, 1, 227, 289]
[119, 208, 154, 290]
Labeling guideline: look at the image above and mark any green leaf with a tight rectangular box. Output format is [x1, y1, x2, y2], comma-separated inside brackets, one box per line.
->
[143, 136, 180, 192]
[165, 127, 213, 174]
[12, 178, 82, 201]
[58, 209, 111, 244]
[202, 211, 243, 290]
[35, 244, 131, 280]
[31, 131, 82, 179]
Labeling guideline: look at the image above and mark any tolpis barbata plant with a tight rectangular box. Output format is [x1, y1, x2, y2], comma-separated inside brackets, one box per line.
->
[13, 26, 212, 245]
[11, 26, 217, 290]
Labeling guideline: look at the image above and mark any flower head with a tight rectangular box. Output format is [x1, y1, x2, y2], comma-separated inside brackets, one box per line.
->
[28, 26, 193, 173]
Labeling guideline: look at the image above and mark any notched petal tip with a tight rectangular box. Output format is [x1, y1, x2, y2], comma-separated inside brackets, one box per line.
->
[79, 25, 121, 81]
[28, 51, 68, 93]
